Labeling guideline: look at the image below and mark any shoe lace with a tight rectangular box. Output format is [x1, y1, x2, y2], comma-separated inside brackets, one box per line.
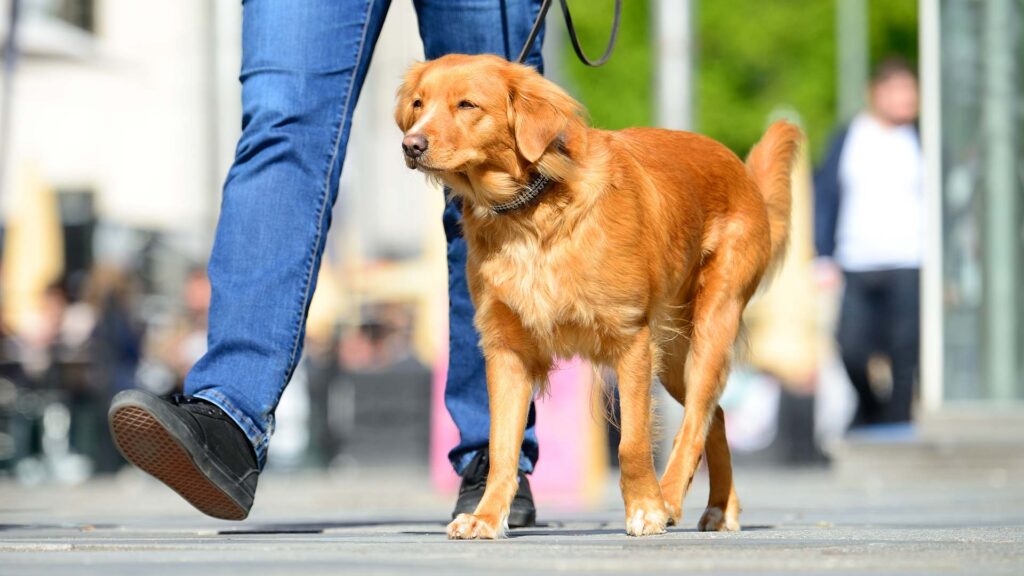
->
[459, 451, 530, 499]
[170, 394, 223, 418]
[461, 452, 490, 492]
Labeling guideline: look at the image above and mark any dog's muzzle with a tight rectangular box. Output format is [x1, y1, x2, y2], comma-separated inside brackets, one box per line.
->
[402, 134, 428, 168]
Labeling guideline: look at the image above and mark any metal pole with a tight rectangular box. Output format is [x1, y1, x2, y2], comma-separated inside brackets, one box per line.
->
[836, 0, 868, 121]
[0, 0, 21, 207]
[201, 1, 221, 251]
[208, 0, 243, 252]
[654, 0, 693, 131]
[919, 0, 944, 412]
[651, 0, 694, 466]
[541, 0, 566, 85]
[982, 0, 1018, 401]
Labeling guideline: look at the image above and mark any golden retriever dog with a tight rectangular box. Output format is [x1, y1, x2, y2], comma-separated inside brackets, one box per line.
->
[395, 54, 801, 539]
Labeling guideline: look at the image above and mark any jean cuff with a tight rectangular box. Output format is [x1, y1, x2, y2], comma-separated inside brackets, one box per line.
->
[452, 449, 535, 476]
[193, 388, 270, 470]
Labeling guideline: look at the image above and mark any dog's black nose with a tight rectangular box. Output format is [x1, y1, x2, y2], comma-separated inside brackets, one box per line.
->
[402, 134, 428, 159]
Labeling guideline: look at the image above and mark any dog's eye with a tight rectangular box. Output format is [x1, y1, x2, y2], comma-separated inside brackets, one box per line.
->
[457, 100, 477, 110]
[412, 99, 422, 109]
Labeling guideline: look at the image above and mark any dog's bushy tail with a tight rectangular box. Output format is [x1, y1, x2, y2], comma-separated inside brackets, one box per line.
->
[745, 120, 802, 274]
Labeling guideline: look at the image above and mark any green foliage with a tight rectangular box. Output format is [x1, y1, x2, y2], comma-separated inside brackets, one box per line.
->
[560, 0, 652, 129]
[698, 0, 837, 159]
[869, 0, 918, 67]
[560, 0, 918, 161]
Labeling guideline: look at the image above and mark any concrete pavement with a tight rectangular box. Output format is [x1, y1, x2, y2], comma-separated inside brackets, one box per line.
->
[1, 466, 1022, 575]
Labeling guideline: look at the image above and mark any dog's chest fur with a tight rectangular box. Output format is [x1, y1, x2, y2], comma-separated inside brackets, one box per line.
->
[479, 234, 643, 358]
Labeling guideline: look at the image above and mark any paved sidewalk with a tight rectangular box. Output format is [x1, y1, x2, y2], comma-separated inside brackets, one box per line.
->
[1, 466, 1022, 575]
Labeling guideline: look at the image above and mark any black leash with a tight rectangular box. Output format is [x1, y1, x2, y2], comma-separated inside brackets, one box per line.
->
[517, 0, 622, 67]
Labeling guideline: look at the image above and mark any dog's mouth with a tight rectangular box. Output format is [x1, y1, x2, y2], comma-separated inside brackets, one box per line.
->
[405, 156, 452, 175]
[404, 156, 437, 171]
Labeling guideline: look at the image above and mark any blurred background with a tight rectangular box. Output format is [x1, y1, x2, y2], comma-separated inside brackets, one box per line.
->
[0, 0, 1020, 510]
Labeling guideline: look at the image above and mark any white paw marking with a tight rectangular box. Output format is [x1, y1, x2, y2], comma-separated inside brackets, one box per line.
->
[447, 513, 506, 540]
[625, 506, 668, 536]
[698, 506, 740, 532]
[627, 509, 647, 536]
[664, 500, 681, 526]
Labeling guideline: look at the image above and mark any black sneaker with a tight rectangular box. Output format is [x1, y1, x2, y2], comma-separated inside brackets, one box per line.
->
[452, 449, 536, 528]
[108, 390, 259, 520]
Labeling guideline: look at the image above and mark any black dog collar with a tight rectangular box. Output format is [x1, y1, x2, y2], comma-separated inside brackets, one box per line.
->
[490, 174, 552, 214]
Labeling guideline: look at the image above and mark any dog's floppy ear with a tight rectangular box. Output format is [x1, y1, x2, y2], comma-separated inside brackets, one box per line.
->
[395, 61, 427, 132]
[509, 71, 575, 163]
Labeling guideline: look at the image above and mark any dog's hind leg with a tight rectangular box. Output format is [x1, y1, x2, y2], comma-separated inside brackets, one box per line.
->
[616, 326, 670, 536]
[657, 337, 739, 530]
[698, 406, 741, 531]
[658, 270, 746, 533]
[656, 337, 691, 526]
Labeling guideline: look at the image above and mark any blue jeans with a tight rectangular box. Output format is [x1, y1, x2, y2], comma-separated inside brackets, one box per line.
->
[185, 0, 543, 475]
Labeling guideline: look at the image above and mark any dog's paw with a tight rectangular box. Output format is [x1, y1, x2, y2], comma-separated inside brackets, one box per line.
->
[664, 500, 683, 527]
[447, 513, 506, 540]
[697, 506, 741, 532]
[625, 501, 670, 536]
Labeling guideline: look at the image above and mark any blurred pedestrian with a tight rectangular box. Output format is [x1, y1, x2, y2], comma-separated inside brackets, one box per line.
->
[86, 267, 144, 396]
[82, 267, 145, 472]
[814, 57, 922, 431]
[109, 0, 545, 527]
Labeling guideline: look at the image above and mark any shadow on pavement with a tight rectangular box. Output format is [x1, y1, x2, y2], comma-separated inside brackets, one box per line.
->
[219, 520, 447, 535]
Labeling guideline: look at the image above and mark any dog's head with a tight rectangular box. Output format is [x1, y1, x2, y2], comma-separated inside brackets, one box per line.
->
[394, 54, 584, 206]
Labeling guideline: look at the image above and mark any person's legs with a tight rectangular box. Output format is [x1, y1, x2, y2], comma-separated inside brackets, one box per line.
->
[881, 268, 920, 423]
[414, 0, 545, 475]
[837, 271, 884, 427]
[185, 0, 391, 469]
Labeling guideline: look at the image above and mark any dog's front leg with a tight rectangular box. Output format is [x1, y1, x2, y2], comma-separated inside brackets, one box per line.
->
[617, 326, 670, 536]
[447, 347, 534, 540]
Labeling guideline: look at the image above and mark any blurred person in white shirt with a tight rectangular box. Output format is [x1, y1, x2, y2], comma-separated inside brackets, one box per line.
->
[814, 57, 922, 431]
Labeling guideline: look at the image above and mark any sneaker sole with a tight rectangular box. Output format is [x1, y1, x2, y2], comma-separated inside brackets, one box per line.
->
[109, 393, 250, 521]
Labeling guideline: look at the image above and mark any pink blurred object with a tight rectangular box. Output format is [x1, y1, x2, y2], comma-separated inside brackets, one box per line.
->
[430, 349, 598, 510]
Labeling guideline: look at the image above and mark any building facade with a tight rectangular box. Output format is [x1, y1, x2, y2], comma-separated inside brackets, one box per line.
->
[921, 0, 1023, 408]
